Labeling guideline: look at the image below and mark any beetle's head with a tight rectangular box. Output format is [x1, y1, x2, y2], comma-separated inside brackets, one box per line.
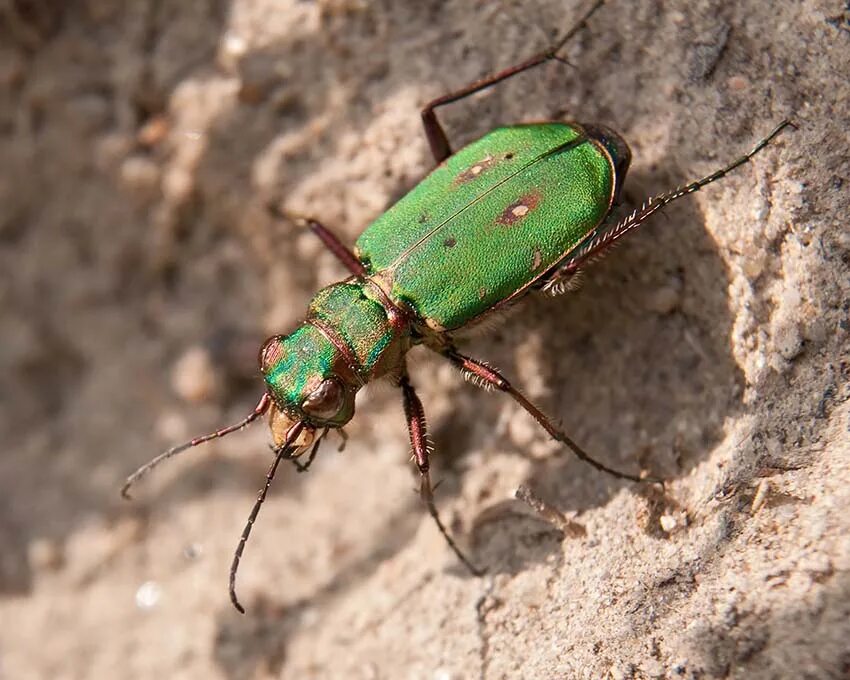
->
[121, 322, 362, 503]
[583, 124, 632, 205]
[121, 322, 364, 614]
[259, 326, 359, 449]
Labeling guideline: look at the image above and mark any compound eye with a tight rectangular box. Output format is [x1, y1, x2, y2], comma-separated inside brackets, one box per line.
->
[301, 378, 345, 421]
[259, 335, 285, 373]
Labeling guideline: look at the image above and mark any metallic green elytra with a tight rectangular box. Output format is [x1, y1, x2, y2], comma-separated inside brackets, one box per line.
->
[356, 123, 623, 331]
[122, 0, 793, 613]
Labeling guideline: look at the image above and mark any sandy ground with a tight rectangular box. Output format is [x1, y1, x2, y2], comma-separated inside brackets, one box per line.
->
[1, 1, 849, 678]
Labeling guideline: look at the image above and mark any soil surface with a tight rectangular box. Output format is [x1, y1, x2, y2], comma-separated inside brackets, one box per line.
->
[1, 1, 849, 679]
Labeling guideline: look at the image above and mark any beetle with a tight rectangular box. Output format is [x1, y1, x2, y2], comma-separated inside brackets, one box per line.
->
[121, 0, 794, 613]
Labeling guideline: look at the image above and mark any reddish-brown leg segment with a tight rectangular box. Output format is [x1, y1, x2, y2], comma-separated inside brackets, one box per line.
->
[268, 205, 366, 277]
[399, 372, 483, 575]
[442, 349, 651, 482]
[420, 0, 604, 163]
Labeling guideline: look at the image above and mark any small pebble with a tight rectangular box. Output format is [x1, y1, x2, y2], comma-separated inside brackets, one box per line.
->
[219, 31, 248, 71]
[659, 514, 678, 533]
[135, 580, 162, 610]
[660, 510, 688, 534]
[223, 32, 247, 57]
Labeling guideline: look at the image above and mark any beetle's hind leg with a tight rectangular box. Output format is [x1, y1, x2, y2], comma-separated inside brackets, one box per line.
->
[399, 370, 484, 576]
[267, 205, 366, 277]
[440, 347, 656, 483]
[540, 120, 796, 295]
[545, 120, 797, 284]
[420, 0, 605, 163]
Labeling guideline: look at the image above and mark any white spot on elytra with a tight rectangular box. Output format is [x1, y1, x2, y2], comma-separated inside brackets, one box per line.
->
[512, 204, 529, 217]
[470, 165, 483, 175]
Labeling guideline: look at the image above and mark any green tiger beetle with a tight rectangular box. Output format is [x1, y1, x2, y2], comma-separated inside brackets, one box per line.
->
[122, 0, 794, 613]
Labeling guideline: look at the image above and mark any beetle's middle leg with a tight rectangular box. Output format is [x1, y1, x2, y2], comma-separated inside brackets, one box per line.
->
[440, 348, 654, 483]
[268, 205, 366, 277]
[399, 370, 483, 576]
[420, 0, 604, 163]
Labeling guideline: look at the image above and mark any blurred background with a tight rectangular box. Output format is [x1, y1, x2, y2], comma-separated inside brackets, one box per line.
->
[1, 1, 848, 678]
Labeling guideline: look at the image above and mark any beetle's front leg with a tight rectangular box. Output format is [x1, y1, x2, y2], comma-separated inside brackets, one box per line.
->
[440, 348, 654, 483]
[268, 205, 366, 277]
[399, 371, 483, 576]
